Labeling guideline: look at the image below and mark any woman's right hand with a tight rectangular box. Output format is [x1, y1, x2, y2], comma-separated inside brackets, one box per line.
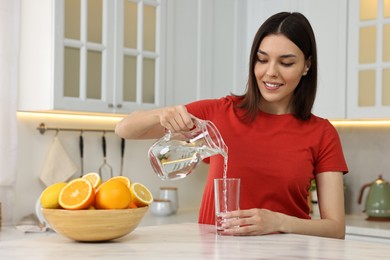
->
[158, 105, 194, 132]
[115, 105, 194, 139]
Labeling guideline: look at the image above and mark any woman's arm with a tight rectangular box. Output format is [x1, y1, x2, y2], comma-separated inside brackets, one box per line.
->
[221, 171, 346, 239]
[115, 105, 194, 139]
[279, 171, 345, 238]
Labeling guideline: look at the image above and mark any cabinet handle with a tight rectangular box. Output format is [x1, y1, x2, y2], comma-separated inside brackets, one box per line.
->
[108, 103, 122, 108]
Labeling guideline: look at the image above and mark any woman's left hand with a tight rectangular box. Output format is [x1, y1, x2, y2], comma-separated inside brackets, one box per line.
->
[220, 208, 283, 236]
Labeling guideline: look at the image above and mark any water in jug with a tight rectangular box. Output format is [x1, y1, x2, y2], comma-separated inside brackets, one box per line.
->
[148, 118, 227, 180]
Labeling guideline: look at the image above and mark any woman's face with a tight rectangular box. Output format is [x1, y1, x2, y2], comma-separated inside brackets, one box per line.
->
[254, 34, 310, 114]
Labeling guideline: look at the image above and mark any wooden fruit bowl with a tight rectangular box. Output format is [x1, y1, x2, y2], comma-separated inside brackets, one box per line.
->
[42, 207, 148, 242]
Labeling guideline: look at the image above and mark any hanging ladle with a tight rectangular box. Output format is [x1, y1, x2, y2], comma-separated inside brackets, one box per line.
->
[98, 132, 113, 181]
[79, 131, 84, 177]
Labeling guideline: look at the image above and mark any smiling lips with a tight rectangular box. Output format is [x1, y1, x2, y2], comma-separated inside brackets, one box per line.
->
[264, 81, 283, 90]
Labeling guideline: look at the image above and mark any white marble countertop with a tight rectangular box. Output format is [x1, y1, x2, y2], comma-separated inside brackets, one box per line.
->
[345, 214, 390, 241]
[2, 223, 390, 259]
[142, 208, 390, 240]
[2, 209, 390, 259]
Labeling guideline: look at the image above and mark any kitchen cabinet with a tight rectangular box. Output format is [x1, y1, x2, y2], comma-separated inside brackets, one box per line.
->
[17, 0, 350, 118]
[19, 0, 389, 119]
[18, 0, 166, 114]
[347, 0, 390, 119]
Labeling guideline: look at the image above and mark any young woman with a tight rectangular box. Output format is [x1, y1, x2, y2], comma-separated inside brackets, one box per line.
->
[115, 12, 348, 239]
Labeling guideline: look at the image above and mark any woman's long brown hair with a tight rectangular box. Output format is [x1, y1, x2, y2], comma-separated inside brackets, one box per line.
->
[235, 12, 318, 122]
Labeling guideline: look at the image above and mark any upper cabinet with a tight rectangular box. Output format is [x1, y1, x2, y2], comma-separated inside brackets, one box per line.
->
[18, 0, 389, 119]
[347, 0, 390, 118]
[18, 0, 166, 114]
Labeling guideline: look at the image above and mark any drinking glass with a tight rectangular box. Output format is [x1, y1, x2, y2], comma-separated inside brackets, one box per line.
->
[214, 178, 240, 235]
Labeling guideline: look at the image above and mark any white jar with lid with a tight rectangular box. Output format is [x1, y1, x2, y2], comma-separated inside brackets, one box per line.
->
[159, 187, 178, 214]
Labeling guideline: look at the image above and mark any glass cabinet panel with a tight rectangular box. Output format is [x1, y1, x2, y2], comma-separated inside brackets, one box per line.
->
[384, 0, 390, 17]
[88, 0, 102, 43]
[382, 69, 390, 105]
[143, 5, 156, 52]
[87, 50, 102, 99]
[123, 55, 137, 102]
[359, 70, 376, 106]
[383, 24, 390, 62]
[142, 57, 155, 103]
[124, 1, 137, 49]
[65, 0, 80, 40]
[360, 0, 377, 20]
[64, 47, 80, 97]
[359, 27, 377, 63]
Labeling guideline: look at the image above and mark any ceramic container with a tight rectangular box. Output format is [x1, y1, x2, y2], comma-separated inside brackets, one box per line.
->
[160, 187, 178, 214]
[150, 199, 173, 216]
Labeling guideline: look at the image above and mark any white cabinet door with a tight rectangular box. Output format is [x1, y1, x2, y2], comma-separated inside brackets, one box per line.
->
[18, 0, 165, 114]
[245, 0, 348, 120]
[347, 0, 390, 119]
[164, 0, 247, 105]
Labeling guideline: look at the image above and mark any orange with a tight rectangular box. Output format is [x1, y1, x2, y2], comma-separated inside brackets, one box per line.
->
[128, 201, 138, 209]
[95, 179, 132, 209]
[82, 172, 102, 189]
[130, 182, 153, 207]
[106, 176, 131, 188]
[59, 178, 95, 210]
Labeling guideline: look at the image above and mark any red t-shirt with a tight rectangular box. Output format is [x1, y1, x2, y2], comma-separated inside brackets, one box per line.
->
[185, 96, 349, 225]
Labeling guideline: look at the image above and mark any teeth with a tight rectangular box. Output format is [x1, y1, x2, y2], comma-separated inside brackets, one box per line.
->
[265, 82, 280, 88]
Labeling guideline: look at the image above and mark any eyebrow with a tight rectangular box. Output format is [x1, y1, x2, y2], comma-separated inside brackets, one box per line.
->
[257, 50, 297, 59]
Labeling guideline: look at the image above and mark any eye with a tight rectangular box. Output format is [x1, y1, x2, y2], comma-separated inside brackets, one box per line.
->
[281, 62, 294, 67]
[256, 57, 267, 64]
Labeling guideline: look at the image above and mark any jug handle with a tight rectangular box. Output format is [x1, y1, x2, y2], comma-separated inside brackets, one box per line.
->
[357, 183, 371, 204]
[191, 116, 204, 130]
[163, 116, 200, 134]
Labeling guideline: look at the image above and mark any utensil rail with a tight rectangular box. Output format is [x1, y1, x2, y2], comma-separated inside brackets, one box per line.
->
[37, 123, 115, 135]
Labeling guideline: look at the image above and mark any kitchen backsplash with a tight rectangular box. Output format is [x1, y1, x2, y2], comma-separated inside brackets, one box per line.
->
[337, 126, 390, 215]
[4, 114, 390, 225]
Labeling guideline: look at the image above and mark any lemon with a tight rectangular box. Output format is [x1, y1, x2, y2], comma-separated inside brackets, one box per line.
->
[40, 182, 67, 209]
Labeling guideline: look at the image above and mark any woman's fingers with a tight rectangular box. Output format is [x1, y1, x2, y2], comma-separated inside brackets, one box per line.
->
[159, 105, 194, 132]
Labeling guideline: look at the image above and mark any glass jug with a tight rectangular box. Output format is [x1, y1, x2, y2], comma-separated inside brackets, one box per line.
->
[148, 118, 227, 180]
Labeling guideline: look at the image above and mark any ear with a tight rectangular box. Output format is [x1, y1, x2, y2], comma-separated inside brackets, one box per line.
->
[303, 56, 311, 76]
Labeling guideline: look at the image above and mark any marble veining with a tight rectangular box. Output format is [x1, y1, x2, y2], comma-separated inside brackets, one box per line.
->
[1, 223, 390, 259]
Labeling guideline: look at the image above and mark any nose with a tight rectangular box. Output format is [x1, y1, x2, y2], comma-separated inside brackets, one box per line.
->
[266, 63, 278, 77]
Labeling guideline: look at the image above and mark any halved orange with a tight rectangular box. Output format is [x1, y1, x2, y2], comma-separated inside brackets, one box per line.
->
[130, 182, 153, 207]
[82, 172, 102, 189]
[59, 178, 95, 210]
[95, 179, 132, 209]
